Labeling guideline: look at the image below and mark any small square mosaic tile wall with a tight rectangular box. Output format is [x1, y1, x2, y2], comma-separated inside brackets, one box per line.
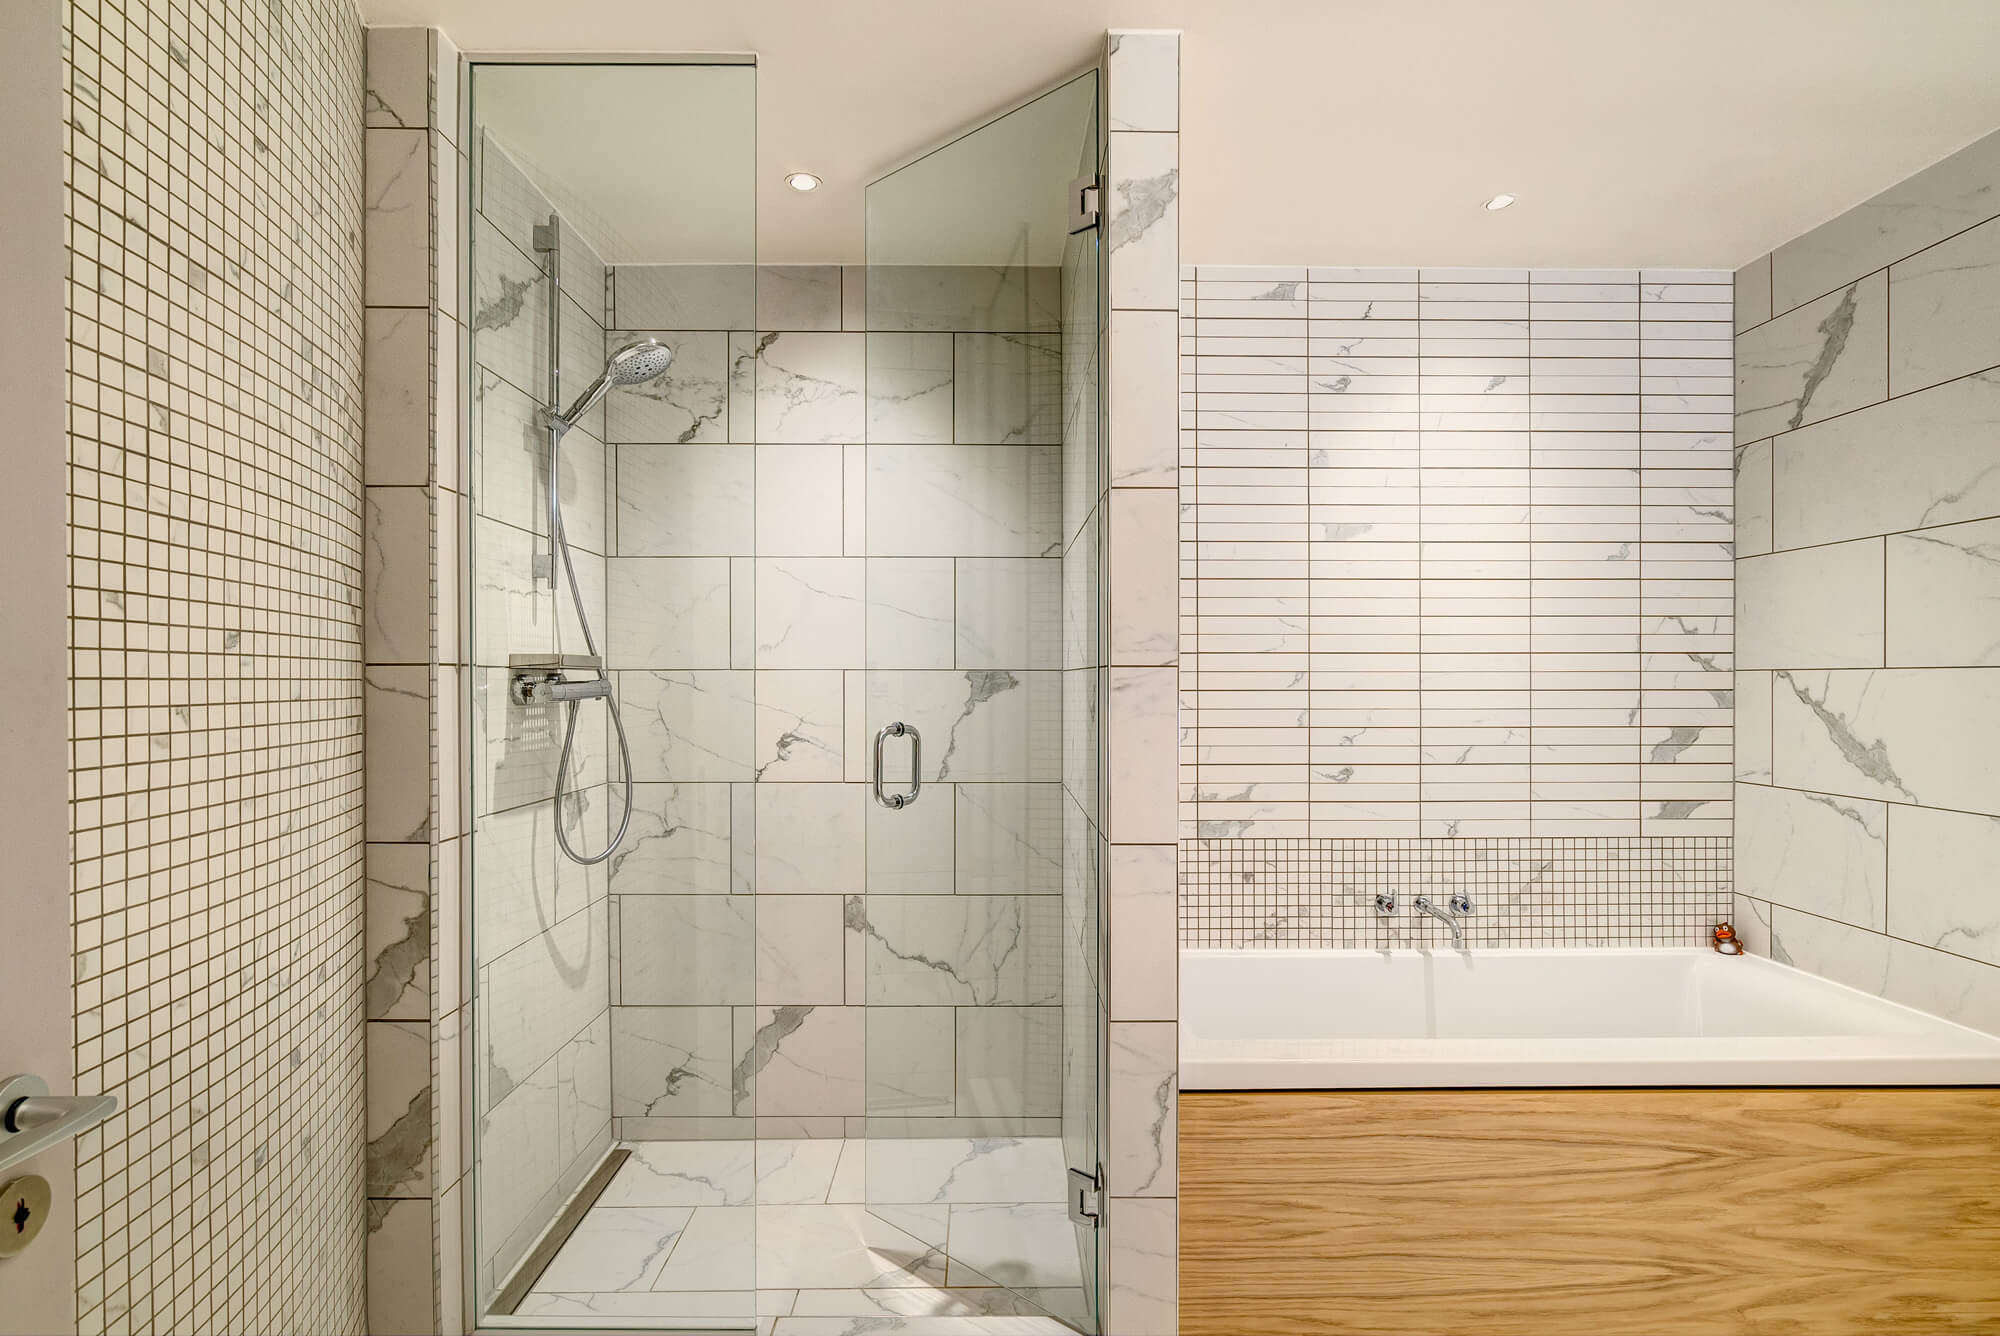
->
[1181, 837, 1733, 948]
[64, 0, 368, 1332]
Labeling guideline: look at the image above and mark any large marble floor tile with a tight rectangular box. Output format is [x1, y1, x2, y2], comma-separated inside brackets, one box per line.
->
[535, 1205, 693, 1292]
[755, 1138, 843, 1203]
[599, 1139, 755, 1207]
[772, 1320, 1072, 1335]
[942, 1203, 1082, 1289]
[652, 1205, 757, 1291]
[791, 1287, 1076, 1318]
[863, 1138, 1067, 1204]
[755, 1204, 947, 1289]
[516, 1289, 759, 1320]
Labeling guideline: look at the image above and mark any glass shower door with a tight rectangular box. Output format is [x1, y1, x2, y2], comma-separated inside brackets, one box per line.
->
[860, 71, 1105, 1331]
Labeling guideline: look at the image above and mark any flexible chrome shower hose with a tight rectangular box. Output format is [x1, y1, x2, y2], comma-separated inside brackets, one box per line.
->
[546, 417, 635, 866]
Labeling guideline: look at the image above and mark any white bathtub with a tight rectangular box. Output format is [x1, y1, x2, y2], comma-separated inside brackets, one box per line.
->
[1180, 948, 2000, 1089]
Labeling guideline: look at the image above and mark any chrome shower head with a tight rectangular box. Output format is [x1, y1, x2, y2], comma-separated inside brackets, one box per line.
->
[555, 338, 675, 427]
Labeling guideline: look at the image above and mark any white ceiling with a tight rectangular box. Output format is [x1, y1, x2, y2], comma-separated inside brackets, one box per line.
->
[357, 0, 2000, 268]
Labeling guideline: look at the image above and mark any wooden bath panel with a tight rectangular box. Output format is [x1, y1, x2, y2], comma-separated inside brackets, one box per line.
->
[1180, 1088, 2000, 1335]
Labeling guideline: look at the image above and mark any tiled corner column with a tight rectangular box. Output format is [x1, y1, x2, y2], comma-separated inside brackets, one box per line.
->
[1104, 29, 1182, 1336]
[362, 25, 471, 1336]
[1731, 126, 2000, 1032]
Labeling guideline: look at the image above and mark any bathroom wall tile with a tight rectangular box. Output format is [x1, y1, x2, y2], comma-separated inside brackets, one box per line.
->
[754, 670, 846, 781]
[954, 332, 1063, 445]
[485, 901, 607, 1096]
[866, 332, 953, 443]
[605, 330, 729, 444]
[756, 895, 846, 1004]
[366, 308, 433, 485]
[1889, 213, 2000, 394]
[756, 444, 847, 555]
[957, 558, 1063, 668]
[1772, 668, 2000, 815]
[1735, 439, 1772, 557]
[1108, 1022, 1177, 1197]
[555, 1011, 612, 1174]
[367, 129, 430, 306]
[861, 896, 1062, 1005]
[611, 783, 735, 895]
[367, 667, 432, 842]
[754, 783, 865, 893]
[1107, 31, 1179, 132]
[365, 486, 432, 665]
[867, 779, 956, 894]
[1888, 804, 2000, 968]
[1110, 489, 1179, 665]
[1735, 671, 1773, 782]
[1770, 127, 2000, 315]
[843, 266, 868, 331]
[366, 844, 430, 1022]
[1110, 844, 1177, 1021]
[863, 669, 1062, 783]
[1110, 309, 1179, 486]
[1885, 517, 2000, 666]
[866, 556, 956, 668]
[759, 266, 843, 331]
[1106, 1197, 1177, 1336]
[957, 783, 1064, 896]
[1736, 539, 1883, 669]
[1772, 372, 2000, 549]
[620, 670, 757, 783]
[1769, 905, 2000, 1036]
[1108, 132, 1179, 311]
[755, 332, 866, 442]
[1734, 271, 1886, 444]
[1734, 254, 1771, 332]
[613, 265, 756, 330]
[1109, 668, 1179, 844]
[368, 1020, 433, 1197]
[607, 557, 732, 668]
[756, 557, 867, 668]
[749, 1005, 866, 1116]
[367, 1197, 434, 1336]
[474, 366, 545, 534]
[866, 445, 1062, 557]
[866, 1008, 956, 1115]
[610, 1006, 738, 1117]
[867, 265, 1061, 334]
[616, 444, 755, 555]
[956, 1007, 1062, 1119]
[1733, 782, 1886, 930]
[617, 894, 754, 1005]
[366, 27, 429, 129]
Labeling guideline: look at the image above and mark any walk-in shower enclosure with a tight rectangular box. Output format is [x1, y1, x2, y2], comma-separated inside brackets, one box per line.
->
[466, 56, 1108, 1331]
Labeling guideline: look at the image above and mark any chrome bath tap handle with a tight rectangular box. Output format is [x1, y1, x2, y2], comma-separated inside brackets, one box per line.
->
[872, 721, 922, 809]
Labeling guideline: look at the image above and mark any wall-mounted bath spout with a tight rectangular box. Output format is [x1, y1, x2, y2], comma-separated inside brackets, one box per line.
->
[1413, 893, 1473, 950]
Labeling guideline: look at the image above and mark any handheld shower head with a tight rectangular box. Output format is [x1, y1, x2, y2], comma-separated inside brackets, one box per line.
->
[555, 338, 674, 427]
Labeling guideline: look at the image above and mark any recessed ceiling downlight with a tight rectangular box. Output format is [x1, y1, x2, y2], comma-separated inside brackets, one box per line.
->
[1483, 193, 1518, 211]
[785, 172, 822, 193]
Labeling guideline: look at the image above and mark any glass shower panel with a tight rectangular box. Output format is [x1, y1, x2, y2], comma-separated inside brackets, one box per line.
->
[467, 59, 757, 1331]
[862, 71, 1105, 1331]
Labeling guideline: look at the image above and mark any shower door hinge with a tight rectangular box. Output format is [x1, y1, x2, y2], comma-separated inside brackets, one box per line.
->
[1069, 174, 1102, 234]
[1067, 1164, 1104, 1228]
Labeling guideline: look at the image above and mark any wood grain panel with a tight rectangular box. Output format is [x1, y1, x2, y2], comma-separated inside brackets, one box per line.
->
[1181, 1088, 2000, 1335]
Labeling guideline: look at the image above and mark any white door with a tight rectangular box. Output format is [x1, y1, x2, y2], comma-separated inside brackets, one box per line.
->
[0, 2, 80, 1330]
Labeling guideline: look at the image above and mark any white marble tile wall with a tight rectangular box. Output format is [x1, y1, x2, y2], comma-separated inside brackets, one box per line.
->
[1733, 125, 2000, 1036]
[66, 2, 367, 1332]
[603, 261, 1073, 1142]
[1104, 29, 1183, 1336]
[1179, 265, 1734, 840]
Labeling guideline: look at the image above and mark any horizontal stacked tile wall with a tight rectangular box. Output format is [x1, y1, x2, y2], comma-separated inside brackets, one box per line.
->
[1732, 126, 2000, 1035]
[1176, 265, 1735, 947]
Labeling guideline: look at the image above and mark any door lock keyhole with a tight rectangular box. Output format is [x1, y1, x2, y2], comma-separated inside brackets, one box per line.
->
[12, 1197, 30, 1233]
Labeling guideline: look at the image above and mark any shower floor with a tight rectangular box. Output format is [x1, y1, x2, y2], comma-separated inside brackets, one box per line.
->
[515, 1136, 1087, 1334]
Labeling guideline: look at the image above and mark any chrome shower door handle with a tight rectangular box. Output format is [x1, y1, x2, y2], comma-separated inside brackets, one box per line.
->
[872, 721, 922, 809]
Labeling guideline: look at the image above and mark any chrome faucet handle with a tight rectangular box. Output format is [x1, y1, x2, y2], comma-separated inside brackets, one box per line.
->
[1373, 892, 1396, 915]
[1449, 892, 1473, 916]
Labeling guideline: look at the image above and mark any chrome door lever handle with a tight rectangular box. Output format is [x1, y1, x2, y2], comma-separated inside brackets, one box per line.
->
[872, 721, 922, 809]
[0, 1074, 117, 1175]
